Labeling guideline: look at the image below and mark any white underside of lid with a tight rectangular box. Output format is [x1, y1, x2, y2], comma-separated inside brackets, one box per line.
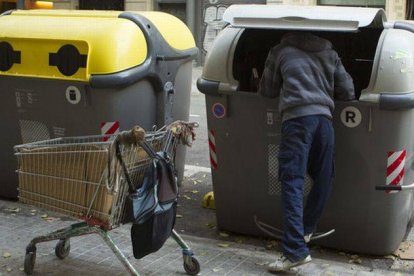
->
[223, 5, 386, 31]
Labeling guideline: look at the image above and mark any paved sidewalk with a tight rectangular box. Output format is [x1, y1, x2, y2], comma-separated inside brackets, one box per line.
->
[1, 66, 414, 275]
[1, 173, 414, 276]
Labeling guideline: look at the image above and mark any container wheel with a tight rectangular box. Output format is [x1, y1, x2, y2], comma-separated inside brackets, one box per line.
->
[55, 239, 70, 260]
[24, 250, 36, 275]
[183, 256, 200, 275]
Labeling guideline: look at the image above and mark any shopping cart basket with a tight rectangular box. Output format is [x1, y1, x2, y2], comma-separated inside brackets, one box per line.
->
[15, 122, 200, 275]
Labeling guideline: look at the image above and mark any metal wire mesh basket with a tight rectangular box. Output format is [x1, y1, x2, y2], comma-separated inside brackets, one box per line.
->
[14, 130, 173, 229]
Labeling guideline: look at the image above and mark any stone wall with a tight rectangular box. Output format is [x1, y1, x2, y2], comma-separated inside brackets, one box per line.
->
[267, 0, 316, 5]
[50, 0, 407, 20]
[385, 0, 406, 20]
[266, 0, 407, 20]
[51, 0, 153, 11]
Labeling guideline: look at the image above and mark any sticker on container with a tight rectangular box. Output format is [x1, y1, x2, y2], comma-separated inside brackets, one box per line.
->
[65, 86, 81, 105]
[209, 130, 218, 169]
[386, 150, 406, 194]
[53, 126, 66, 138]
[15, 91, 22, 108]
[212, 103, 226, 119]
[340, 106, 361, 128]
[101, 121, 120, 141]
[267, 112, 274, 125]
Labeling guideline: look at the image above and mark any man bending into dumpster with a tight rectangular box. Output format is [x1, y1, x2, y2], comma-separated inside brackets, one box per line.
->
[259, 32, 355, 273]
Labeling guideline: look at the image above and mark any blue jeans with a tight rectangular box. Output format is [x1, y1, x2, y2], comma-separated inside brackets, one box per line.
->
[279, 115, 334, 262]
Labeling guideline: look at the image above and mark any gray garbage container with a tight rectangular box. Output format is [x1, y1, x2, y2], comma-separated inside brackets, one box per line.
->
[198, 4, 414, 255]
[0, 10, 198, 199]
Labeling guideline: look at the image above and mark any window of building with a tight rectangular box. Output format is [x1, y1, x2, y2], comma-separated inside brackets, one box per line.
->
[318, 0, 385, 8]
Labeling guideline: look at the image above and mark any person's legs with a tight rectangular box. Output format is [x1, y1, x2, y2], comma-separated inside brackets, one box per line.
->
[303, 116, 334, 236]
[278, 116, 317, 262]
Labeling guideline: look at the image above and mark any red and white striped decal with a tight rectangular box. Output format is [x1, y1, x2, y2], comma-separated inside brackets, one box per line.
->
[208, 130, 218, 169]
[386, 150, 406, 193]
[101, 121, 120, 141]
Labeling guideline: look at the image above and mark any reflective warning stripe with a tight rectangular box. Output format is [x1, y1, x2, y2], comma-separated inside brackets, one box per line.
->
[208, 130, 218, 169]
[386, 150, 406, 193]
[101, 121, 120, 141]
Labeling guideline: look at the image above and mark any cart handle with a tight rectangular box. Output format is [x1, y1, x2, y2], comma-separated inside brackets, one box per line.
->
[375, 183, 414, 191]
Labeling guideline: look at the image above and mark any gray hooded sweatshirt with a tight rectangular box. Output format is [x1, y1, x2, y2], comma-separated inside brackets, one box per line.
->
[259, 32, 355, 122]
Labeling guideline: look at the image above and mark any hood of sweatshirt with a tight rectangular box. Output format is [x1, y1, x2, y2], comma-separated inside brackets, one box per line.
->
[282, 32, 332, 52]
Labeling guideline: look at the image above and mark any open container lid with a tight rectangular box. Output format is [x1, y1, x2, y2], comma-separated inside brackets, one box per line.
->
[223, 4, 386, 31]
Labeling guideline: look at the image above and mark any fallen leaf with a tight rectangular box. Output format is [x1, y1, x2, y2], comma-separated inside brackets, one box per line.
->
[219, 232, 229, 238]
[212, 268, 221, 272]
[206, 223, 216, 229]
[348, 258, 362, 264]
[176, 214, 183, 218]
[19, 267, 24, 271]
[235, 238, 244, 244]
[202, 174, 206, 178]
[30, 213, 36, 216]
[269, 240, 278, 246]
[41, 214, 48, 219]
[183, 195, 192, 200]
[6, 268, 11, 272]
[3, 252, 11, 258]
[40, 253, 48, 256]
[218, 243, 229, 248]
[31, 209, 37, 212]
[350, 254, 359, 259]
[190, 190, 199, 194]
[193, 180, 197, 185]
[384, 255, 396, 260]
[255, 261, 268, 266]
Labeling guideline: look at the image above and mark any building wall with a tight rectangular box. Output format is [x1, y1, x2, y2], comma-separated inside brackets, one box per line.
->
[52, 0, 153, 11]
[51, 0, 407, 20]
[125, 0, 153, 11]
[267, 0, 406, 20]
[386, 0, 406, 20]
[267, 0, 316, 5]
[52, 0, 78, 9]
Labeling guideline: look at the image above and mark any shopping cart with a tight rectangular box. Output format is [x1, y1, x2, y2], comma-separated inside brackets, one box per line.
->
[15, 122, 200, 275]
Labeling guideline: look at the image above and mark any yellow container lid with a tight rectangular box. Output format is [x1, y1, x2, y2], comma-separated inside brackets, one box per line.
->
[0, 10, 196, 82]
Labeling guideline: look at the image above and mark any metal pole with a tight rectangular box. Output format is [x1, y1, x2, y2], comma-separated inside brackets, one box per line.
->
[186, 0, 195, 35]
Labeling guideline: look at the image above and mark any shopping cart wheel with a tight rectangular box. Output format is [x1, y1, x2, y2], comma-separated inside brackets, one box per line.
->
[55, 239, 70, 259]
[24, 249, 36, 275]
[183, 256, 200, 275]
